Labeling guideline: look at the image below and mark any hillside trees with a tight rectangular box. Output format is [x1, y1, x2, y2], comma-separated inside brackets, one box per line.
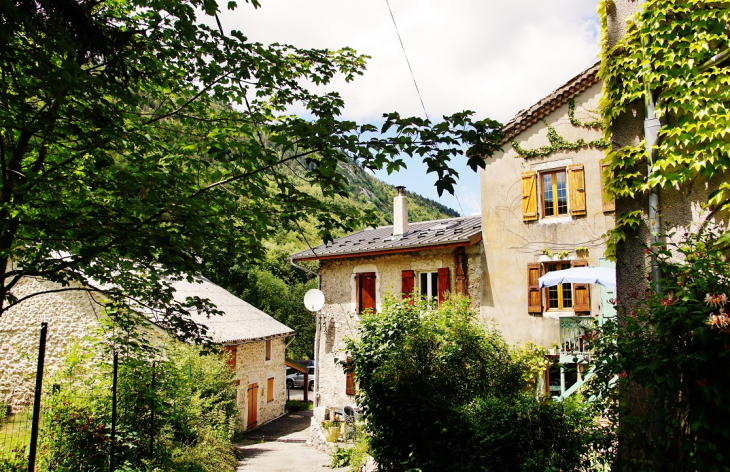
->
[0, 0, 501, 340]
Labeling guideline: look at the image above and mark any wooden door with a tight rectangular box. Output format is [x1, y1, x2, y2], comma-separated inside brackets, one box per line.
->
[247, 383, 258, 428]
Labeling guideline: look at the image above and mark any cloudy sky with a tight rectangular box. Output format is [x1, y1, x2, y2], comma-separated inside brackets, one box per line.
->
[216, 1, 600, 215]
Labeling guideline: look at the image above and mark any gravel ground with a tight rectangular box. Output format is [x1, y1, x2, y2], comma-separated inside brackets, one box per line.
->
[236, 410, 348, 472]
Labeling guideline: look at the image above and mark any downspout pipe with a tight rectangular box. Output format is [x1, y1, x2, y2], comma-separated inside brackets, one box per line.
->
[290, 257, 321, 408]
[638, 0, 662, 290]
[637, 0, 665, 440]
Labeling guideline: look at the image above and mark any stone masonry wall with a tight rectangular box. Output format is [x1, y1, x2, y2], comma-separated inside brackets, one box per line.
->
[0, 277, 102, 410]
[234, 337, 287, 431]
[315, 245, 483, 409]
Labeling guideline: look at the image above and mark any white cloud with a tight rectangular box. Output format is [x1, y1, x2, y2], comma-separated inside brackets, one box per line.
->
[213, 1, 600, 210]
[217, 1, 599, 123]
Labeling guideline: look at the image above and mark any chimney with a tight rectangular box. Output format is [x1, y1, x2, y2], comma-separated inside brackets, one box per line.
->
[393, 186, 408, 236]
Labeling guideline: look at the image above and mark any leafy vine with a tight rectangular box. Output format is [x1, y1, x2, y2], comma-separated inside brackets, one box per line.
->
[568, 98, 603, 129]
[511, 120, 609, 159]
[598, 0, 730, 258]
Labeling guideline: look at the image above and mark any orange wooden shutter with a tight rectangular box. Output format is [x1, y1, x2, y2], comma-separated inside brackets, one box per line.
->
[247, 383, 258, 428]
[360, 272, 376, 313]
[571, 259, 590, 312]
[437, 267, 450, 306]
[355, 273, 361, 313]
[401, 270, 415, 299]
[600, 163, 615, 212]
[521, 171, 538, 221]
[267, 377, 274, 402]
[568, 164, 586, 216]
[527, 263, 542, 314]
[345, 356, 356, 395]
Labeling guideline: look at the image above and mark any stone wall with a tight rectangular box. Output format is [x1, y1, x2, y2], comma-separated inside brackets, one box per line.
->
[315, 245, 483, 408]
[0, 277, 101, 409]
[234, 337, 287, 431]
[479, 82, 615, 347]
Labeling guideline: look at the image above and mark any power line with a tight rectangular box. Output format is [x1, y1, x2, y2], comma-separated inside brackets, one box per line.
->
[385, 0, 429, 121]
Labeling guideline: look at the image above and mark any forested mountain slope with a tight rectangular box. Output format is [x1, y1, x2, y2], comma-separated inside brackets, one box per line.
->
[203, 159, 459, 359]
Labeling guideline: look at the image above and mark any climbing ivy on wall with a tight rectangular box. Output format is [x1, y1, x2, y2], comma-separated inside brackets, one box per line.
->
[568, 98, 603, 129]
[511, 108, 608, 159]
[598, 0, 730, 257]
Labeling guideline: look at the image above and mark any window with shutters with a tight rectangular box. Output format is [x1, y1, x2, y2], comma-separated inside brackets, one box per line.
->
[419, 271, 439, 299]
[418, 268, 450, 307]
[356, 272, 377, 314]
[541, 170, 568, 218]
[544, 262, 573, 310]
[521, 165, 586, 221]
[345, 356, 356, 396]
[267, 377, 274, 402]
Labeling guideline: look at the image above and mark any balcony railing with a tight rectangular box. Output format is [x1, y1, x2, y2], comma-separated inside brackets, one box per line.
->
[559, 316, 596, 364]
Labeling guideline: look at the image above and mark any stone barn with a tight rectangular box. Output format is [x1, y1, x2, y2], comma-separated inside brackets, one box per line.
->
[0, 275, 293, 431]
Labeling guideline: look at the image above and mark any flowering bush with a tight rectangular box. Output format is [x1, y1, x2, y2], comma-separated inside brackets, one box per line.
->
[588, 228, 730, 471]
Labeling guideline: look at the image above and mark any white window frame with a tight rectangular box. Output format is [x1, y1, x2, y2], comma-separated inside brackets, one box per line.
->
[418, 271, 439, 300]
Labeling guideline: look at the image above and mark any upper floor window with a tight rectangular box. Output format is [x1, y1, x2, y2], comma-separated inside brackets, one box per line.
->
[419, 271, 439, 299]
[356, 272, 376, 314]
[521, 165, 586, 222]
[541, 171, 568, 218]
[265, 340, 271, 361]
[401, 269, 450, 307]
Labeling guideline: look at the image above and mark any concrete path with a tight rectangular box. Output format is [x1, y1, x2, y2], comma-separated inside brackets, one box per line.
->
[236, 410, 348, 472]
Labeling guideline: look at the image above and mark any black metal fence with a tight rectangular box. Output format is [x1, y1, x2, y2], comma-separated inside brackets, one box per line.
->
[0, 324, 165, 472]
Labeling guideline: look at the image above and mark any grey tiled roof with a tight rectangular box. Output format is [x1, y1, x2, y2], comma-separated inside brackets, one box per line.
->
[290, 215, 482, 261]
[172, 277, 295, 344]
[501, 62, 600, 144]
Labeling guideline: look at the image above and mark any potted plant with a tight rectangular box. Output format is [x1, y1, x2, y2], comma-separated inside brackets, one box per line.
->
[322, 419, 342, 442]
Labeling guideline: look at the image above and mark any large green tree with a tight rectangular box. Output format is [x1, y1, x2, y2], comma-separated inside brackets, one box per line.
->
[0, 0, 501, 339]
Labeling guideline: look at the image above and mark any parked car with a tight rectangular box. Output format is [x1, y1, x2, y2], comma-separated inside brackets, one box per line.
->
[286, 367, 315, 391]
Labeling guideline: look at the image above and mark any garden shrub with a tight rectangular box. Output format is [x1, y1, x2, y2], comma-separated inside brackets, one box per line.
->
[38, 339, 238, 472]
[0, 447, 27, 472]
[346, 295, 593, 472]
[588, 228, 730, 471]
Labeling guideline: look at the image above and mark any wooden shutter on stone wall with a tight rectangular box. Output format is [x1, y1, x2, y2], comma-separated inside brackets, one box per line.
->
[345, 356, 356, 395]
[568, 164, 587, 216]
[454, 247, 468, 296]
[355, 273, 361, 313]
[600, 163, 616, 212]
[571, 259, 591, 312]
[521, 171, 538, 221]
[437, 267, 450, 307]
[527, 263, 542, 314]
[401, 270, 415, 300]
[359, 272, 376, 313]
[267, 377, 274, 402]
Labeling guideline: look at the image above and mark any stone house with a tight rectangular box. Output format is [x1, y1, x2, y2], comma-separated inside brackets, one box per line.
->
[290, 187, 484, 409]
[479, 63, 615, 395]
[0, 275, 293, 431]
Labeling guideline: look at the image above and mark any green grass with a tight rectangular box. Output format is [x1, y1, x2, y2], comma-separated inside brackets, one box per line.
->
[285, 400, 313, 413]
[0, 409, 33, 456]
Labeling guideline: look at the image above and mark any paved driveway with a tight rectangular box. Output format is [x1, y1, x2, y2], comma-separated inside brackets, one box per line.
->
[236, 410, 347, 472]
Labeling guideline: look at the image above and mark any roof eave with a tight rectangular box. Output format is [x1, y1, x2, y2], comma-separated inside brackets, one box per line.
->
[221, 331, 295, 346]
[291, 233, 482, 262]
